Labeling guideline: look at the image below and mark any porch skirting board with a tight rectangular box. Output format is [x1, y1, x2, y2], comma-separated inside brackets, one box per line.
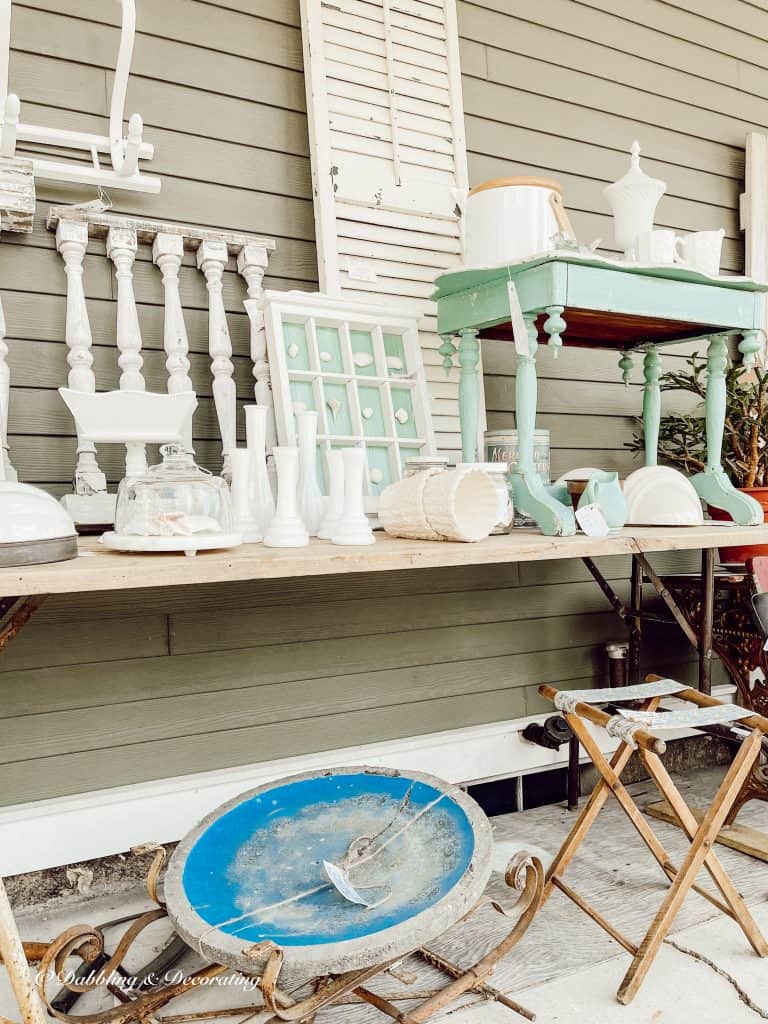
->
[1, 685, 735, 876]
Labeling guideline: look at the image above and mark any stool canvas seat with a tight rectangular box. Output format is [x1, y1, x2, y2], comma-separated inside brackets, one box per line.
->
[539, 677, 768, 1005]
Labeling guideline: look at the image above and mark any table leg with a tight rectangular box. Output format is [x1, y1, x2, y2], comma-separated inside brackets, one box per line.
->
[628, 554, 643, 686]
[0, 877, 48, 1024]
[510, 314, 575, 537]
[458, 329, 480, 462]
[699, 547, 715, 695]
[691, 335, 762, 525]
[642, 348, 661, 468]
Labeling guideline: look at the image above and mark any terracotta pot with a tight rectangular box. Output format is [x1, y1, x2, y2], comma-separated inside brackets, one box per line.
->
[708, 486, 768, 563]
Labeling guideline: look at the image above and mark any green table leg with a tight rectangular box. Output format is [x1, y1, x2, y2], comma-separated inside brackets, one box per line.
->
[510, 314, 575, 537]
[643, 348, 661, 468]
[691, 334, 762, 525]
[458, 328, 480, 462]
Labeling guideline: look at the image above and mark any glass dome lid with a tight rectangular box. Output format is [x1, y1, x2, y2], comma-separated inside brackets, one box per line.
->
[114, 444, 235, 539]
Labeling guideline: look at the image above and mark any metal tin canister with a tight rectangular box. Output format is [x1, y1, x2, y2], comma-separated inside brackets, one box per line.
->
[485, 429, 550, 527]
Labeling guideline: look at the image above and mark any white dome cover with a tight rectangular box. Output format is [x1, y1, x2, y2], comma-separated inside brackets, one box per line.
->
[0, 482, 77, 543]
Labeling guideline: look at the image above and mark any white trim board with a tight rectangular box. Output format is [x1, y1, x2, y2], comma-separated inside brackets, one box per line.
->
[0, 685, 735, 877]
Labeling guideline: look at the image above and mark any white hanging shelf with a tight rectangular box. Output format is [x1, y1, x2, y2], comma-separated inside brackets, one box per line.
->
[0, 0, 161, 201]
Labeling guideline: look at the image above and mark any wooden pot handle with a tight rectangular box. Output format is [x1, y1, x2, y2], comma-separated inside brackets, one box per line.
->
[549, 192, 576, 241]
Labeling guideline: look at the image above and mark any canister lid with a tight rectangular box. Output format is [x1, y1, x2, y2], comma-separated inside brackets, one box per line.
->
[469, 176, 562, 197]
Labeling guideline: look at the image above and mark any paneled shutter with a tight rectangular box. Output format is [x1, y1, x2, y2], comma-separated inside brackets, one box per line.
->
[300, 0, 476, 453]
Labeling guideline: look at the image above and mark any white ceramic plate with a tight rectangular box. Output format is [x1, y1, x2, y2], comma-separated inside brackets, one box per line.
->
[101, 531, 243, 556]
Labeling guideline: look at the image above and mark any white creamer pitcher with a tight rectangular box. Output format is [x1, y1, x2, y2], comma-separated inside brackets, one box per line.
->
[463, 176, 575, 265]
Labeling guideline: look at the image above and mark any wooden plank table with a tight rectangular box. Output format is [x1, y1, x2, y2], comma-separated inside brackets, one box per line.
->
[1, 524, 765, 596]
[2, 523, 767, 1024]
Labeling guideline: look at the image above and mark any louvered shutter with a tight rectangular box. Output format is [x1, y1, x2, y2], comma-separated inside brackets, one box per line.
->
[300, 0, 478, 454]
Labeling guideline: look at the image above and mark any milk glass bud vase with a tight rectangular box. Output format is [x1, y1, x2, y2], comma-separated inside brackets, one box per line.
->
[264, 446, 309, 547]
[244, 404, 274, 534]
[229, 448, 262, 543]
[318, 449, 344, 540]
[296, 410, 325, 536]
[332, 447, 375, 546]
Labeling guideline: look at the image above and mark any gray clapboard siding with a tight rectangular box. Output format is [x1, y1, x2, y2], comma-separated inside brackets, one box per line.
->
[0, 0, 741, 812]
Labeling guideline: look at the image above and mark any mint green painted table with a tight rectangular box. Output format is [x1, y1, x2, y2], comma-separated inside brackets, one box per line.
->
[433, 254, 768, 537]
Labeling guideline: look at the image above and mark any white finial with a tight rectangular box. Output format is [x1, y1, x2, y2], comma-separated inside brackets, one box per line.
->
[630, 140, 641, 166]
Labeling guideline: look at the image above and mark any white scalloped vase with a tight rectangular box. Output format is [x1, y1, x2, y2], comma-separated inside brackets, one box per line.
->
[378, 470, 443, 540]
[423, 468, 499, 542]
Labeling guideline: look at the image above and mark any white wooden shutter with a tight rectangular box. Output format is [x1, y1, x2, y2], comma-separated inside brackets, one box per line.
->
[300, 0, 475, 453]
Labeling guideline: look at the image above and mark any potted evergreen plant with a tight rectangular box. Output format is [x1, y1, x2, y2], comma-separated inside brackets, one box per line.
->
[628, 354, 768, 562]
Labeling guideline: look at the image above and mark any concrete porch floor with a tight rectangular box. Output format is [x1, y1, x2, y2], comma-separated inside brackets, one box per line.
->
[1, 767, 766, 1023]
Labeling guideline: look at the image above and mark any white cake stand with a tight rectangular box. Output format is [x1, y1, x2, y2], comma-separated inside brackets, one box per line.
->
[101, 532, 243, 558]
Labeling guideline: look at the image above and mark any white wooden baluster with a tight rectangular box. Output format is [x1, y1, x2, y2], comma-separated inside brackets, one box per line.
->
[237, 243, 273, 446]
[197, 238, 236, 477]
[55, 219, 106, 495]
[107, 225, 146, 477]
[0, 295, 15, 481]
[153, 232, 193, 452]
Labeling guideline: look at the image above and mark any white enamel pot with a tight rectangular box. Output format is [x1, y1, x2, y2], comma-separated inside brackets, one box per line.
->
[463, 177, 575, 265]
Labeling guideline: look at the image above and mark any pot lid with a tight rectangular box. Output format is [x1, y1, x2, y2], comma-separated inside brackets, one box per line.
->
[603, 140, 665, 206]
[469, 176, 562, 197]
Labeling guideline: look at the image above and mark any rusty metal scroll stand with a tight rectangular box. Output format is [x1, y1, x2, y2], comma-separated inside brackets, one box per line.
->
[0, 595, 49, 1024]
[2, 847, 544, 1024]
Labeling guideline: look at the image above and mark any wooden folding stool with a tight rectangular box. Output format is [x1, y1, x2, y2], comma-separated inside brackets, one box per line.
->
[538, 677, 768, 1005]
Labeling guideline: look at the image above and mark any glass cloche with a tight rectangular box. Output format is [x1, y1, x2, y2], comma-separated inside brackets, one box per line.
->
[109, 445, 239, 554]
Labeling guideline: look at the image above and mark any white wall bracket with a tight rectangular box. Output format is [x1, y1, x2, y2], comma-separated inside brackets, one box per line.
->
[0, 0, 161, 196]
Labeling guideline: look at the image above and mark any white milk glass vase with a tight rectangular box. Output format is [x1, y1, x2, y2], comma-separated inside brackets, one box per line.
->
[317, 449, 344, 540]
[229, 448, 262, 543]
[264, 446, 308, 547]
[244, 404, 274, 534]
[296, 409, 325, 536]
[332, 447, 375, 546]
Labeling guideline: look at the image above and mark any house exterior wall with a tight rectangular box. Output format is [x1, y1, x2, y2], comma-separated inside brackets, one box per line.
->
[0, 0, 751, 818]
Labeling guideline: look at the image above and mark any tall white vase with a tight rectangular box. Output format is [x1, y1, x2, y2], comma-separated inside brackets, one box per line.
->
[244, 404, 275, 534]
[332, 447, 375, 546]
[296, 410, 325, 536]
[318, 449, 344, 540]
[264, 446, 309, 547]
[230, 448, 262, 543]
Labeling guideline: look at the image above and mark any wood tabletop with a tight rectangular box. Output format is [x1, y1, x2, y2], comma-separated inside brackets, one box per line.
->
[1, 524, 766, 597]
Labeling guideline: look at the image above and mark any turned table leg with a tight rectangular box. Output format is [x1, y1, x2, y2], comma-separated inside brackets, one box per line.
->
[642, 348, 661, 468]
[691, 335, 763, 525]
[458, 329, 480, 462]
[510, 314, 575, 537]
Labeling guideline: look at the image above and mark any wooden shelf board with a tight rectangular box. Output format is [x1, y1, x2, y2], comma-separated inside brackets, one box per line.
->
[0, 525, 766, 597]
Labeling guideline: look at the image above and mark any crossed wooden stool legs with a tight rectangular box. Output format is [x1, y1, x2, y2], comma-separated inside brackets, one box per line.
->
[539, 677, 768, 1005]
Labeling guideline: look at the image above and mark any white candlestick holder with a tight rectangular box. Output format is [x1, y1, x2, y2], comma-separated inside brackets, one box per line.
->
[264, 446, 309, 548]
[332, 447, 375, 546]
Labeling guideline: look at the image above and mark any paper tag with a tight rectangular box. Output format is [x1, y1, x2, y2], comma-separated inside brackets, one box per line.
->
[575, 503, 610, 537]
[323, 860, 375, 907]
[507, 281, 530, 356]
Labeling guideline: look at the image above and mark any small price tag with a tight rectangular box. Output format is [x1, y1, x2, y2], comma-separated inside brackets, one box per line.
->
[507, 281, 530, 356]
[575, 502, 610, 537]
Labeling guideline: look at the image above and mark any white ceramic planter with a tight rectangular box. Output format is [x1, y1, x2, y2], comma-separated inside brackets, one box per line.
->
[378, 469, 444, 540]
[423, 468, 499, 542]
[464, 177, 573, 265]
